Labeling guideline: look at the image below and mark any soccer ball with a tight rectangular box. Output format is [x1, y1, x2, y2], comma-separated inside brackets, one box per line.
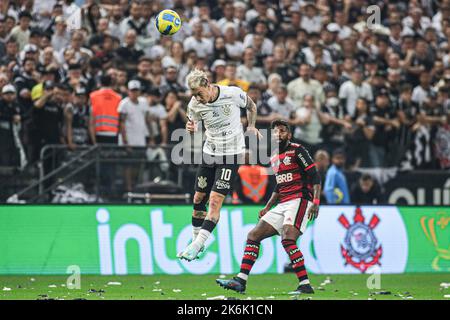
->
[155, 9, 182, 35]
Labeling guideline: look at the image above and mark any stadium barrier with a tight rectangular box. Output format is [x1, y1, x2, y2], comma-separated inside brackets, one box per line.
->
[0, 205, 448, 275]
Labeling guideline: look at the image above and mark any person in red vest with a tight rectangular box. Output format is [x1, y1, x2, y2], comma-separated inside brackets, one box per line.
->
[89, 74, 122, 144]
[233, 149, 273, 204]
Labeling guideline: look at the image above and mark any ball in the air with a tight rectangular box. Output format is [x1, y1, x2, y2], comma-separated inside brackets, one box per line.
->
[155, 9, 182, 35]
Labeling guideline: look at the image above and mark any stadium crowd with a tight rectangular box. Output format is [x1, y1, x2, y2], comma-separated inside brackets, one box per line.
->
[0, 0, 449, 188]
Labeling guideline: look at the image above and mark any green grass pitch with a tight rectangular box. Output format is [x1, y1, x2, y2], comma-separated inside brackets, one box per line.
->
[0, 274, 448, 300]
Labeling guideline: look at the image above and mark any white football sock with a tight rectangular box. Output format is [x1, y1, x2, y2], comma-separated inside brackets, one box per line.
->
[237, 273, 248, 282]
[192, 226, 201, 241]
[192, 229, 210, 251]
[299, 279, 310, 285]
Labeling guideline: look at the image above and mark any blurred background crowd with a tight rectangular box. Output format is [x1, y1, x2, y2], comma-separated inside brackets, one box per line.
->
[0, 0, 449, 203]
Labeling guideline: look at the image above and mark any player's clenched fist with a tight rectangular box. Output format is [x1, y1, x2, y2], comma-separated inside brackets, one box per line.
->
[186, 120, 196, 132]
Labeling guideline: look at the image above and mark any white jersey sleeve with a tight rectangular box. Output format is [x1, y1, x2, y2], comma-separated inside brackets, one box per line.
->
[230, 86, 248, 109]
[187, 97, 201, 121]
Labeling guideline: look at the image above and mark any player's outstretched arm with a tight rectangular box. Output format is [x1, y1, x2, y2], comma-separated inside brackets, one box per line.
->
[245, 96, 263, 139]
[259, 192, 279, 219]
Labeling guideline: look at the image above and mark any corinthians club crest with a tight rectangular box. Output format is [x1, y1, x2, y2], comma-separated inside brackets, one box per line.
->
[339, 207, 383, 273]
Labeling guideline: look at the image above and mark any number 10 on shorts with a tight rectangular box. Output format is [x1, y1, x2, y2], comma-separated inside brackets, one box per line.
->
[221, 168, 232, 181]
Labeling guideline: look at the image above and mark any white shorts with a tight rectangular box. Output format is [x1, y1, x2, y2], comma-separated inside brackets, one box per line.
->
[261, 198, 313, 235]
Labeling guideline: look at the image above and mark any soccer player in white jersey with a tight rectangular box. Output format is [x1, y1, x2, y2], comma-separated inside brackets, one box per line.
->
[177, 69, 262, 261]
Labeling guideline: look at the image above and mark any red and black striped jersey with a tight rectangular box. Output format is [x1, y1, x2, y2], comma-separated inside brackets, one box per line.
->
[270, 142, 317, 203]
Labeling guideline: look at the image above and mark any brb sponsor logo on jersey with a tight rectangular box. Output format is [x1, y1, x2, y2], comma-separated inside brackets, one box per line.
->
[276, 172, 293, 184]
[338, 207, 382, 273]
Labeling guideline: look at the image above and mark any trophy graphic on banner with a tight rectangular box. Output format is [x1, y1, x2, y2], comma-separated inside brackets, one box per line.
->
[420, 211, 450, 271]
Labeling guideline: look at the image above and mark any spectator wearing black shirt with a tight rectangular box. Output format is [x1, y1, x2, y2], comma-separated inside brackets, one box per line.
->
[345, 97, 375, 168]
[0, 84, 22, 167]
[164, 90, 187, 138]
[32, 81, 65, 162]
[13, 57, 38, 118]
[350, 174, 383, 205]
[64, 86, 90, 150]
[371, 89, 400, 167]
[159, 65, 188, 101]
[133, 57, 153, 95]
[0, 37, 19, 67]
[115, 29, 144, 77]
[396, 84, 420, 160]
[404, 37, 434, 87]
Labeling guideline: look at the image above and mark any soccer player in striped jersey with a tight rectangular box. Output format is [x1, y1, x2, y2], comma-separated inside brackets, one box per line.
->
[216, 119, 321, 295]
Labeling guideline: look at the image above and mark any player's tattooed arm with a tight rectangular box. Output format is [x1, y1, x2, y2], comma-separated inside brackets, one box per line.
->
[259, 192, 279, 219]
[245, 96, 263, 139]
[245, 95, 257, 127]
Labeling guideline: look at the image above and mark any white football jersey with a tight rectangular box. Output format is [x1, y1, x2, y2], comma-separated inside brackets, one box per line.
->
[187, 85, 247, 156]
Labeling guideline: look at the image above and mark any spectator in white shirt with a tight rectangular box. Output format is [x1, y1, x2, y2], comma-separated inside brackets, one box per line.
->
[223, 23, 244, 61]
[412, 72, 435, 106]
[338, 68, 373, 117]
[267, 85, 295, 120]
[236, 47, 266, 89]
[217, 1, 240, 36]
[183, 21, 213, 59]
[287, 63, 325, 109]
[300, 2, 322, 34]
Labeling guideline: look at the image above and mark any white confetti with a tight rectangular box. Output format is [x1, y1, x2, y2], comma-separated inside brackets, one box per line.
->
[107, 282, 122, 286]
[440, 283, 450, 289]
[444, 295, 450, 299]
[48, 285, 57, 288]
[173, 289, 182, 293]
[152, 289, 162, 292]
[266, 296, 275, 299]
[2, 287, 11, 291]
[201, 293, 207, 296]
[30, 278, 35, 282]
[154, 281, 160, 285]
[219, 275, 226, 279]
[207, 295, 225, 300]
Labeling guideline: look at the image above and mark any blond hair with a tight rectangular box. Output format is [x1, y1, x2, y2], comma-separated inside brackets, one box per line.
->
[186, 69, 209, 90]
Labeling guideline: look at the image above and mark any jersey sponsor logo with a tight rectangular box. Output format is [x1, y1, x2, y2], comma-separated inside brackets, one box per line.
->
[215, 180, 231, 190]
[197, 176, 208, 189]
[276, 172, 293, 184]
[298, 152, 309, 167]
[339, 207, 383, 273]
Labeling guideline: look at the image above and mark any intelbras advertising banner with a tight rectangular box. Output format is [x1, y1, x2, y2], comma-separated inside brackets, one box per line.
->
[0, 205, 448, 275]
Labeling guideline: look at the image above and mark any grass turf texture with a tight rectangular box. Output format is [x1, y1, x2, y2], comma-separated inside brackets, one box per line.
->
[0, 274, 448, 300]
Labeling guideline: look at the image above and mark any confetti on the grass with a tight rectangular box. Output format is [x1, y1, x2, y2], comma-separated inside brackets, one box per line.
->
[30, 278, 35, 282]
[48, 285, 57, 288]
[152, 289, 162, 292]
[207, 295, 225, 300]
[201, 293, 207, 296]
[444, 295, 450, 298]
[2, 287, 11, 291]
[173, 289, 182, 293]
[154, 281, 160, 285]
[219, 275, 226, 279]
[440, 283, 450, 289]
[107, 282, 122, 286]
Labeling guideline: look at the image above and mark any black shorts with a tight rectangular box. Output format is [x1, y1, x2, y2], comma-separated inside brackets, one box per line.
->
[194, 154, 243, 196]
